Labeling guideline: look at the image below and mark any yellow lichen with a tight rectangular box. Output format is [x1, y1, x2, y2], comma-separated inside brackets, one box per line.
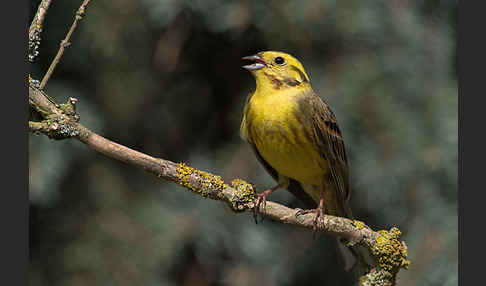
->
[352, 220, 366, 230]
[359, 268, 394, 286]
[372, 227, 411, 273]
[229, 178, 256, 211]
[175, 163, 257, 212]
[176, 163, 226, 199]
[230, 179, 256, 202]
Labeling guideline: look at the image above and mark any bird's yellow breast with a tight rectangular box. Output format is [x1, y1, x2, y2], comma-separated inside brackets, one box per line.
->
[245, 89, 328, 186]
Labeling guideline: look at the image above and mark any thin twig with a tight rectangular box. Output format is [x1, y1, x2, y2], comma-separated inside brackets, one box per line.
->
[39, 0, 93, 89]
[29, 0, 53, 39]
[28, 0, 53, 62]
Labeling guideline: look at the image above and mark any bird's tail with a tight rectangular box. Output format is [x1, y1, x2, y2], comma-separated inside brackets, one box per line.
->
[336, 201, 376, 272]
[292, 182, 375, 272]
[336, 236, 358, 271]
[335, 204, 358, 271]
[336, 237, 377, 274]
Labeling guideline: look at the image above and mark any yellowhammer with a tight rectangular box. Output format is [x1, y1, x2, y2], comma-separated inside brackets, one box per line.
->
[240, 51, 357, 270]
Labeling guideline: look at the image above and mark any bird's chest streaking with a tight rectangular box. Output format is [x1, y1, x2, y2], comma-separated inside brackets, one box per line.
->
[246, 91, 328, 186]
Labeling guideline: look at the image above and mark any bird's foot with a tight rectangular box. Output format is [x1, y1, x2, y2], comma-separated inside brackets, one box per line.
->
[295, 206, 324, 238]
[253, 188, 275, 224]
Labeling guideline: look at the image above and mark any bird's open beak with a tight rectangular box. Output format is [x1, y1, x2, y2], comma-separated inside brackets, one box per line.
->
[242, 54, 266, 71]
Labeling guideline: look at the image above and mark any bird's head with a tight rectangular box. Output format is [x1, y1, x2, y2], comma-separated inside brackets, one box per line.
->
[242, 51, 310, 90]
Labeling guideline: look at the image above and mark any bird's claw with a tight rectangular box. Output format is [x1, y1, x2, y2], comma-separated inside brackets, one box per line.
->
[253, 193, 267, 224]
[295, 207, 324, 238]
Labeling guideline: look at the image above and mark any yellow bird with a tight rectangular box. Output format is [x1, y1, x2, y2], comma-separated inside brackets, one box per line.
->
[240, 51, 357, 270]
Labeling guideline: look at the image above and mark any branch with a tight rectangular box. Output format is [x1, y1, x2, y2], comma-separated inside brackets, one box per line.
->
[29, 86, 410, 285]
[29, 0, 53, 62]
[39, 0, 93, 89]
[29, 0, 52, 39]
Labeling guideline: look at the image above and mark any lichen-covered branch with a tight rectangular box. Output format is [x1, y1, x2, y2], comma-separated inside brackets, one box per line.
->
[29, 0, 53, 39]
[29, 0, 53, 62]
[29, 85, 409, 285]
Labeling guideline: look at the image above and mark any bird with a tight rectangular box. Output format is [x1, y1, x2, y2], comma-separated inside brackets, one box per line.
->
[240, 51, 357, 271]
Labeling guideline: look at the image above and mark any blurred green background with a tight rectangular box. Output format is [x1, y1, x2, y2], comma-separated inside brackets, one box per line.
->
[29, 0, 457, 285]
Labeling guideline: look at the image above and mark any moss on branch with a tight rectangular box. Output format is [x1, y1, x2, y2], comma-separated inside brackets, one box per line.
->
[29, 93, 80, 140]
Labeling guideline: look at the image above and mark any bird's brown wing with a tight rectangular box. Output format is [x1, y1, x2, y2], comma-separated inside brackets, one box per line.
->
[300, 92, 352, 218]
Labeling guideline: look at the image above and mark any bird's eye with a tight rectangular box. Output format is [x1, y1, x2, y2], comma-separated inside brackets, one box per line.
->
[274, 56, 285, 65]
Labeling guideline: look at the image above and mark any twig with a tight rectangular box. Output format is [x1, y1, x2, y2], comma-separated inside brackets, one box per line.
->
[39, 0, 93, 89]
[28, 86, 410, 285]
[28, 0, 53, 62]
[29, 0, 52, 39]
